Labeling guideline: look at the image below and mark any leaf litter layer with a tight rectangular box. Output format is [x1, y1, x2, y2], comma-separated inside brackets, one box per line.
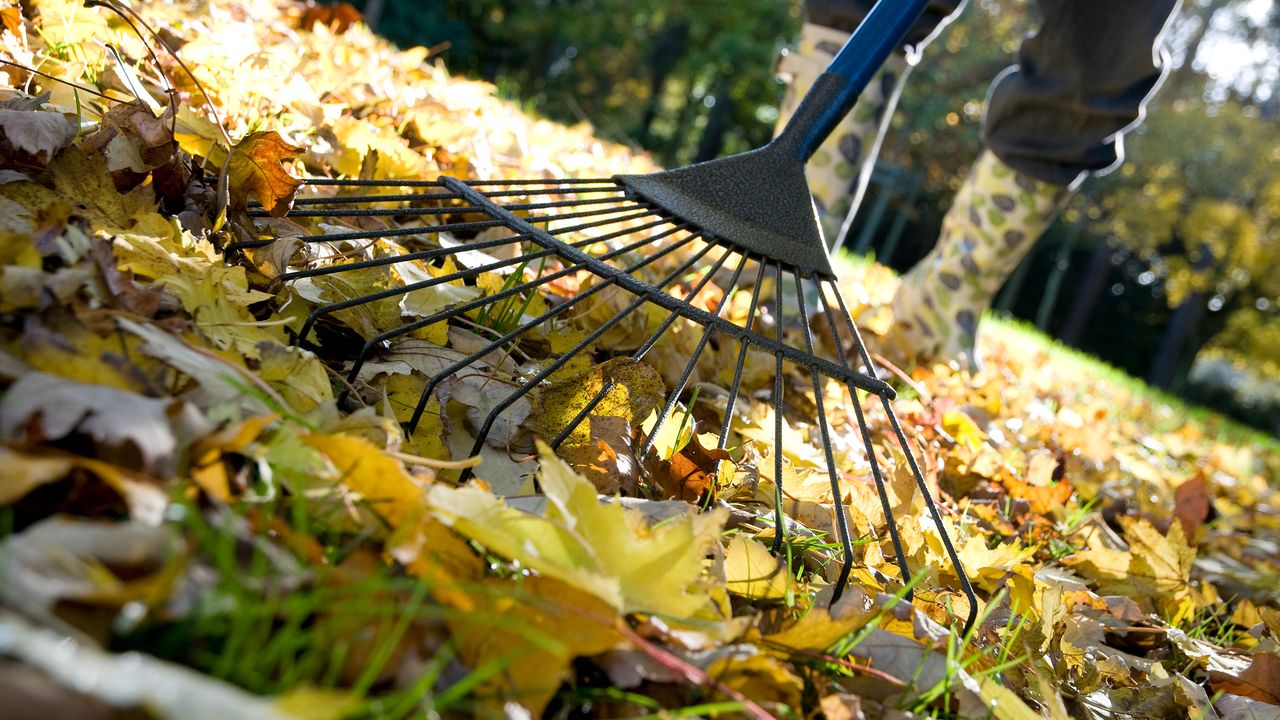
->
[1, 1, 1279, 718]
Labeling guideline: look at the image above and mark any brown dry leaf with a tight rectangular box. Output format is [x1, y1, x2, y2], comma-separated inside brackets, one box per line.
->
[89, 238, 170, 318]
[1173, 474, 1212, 539]
[226, 131, 303, 216]
[1211, 653, 1280, 705]
[1004, 456, 1072, 516]
[557, 414, 641, 495]
[644, 429, 728, 503]
[0, 516, 182, 632]
[0, 371, 209, 475]
[0, 446, 166, 520]
[298, 2, 362, 33]
[0, 107, 78, 163]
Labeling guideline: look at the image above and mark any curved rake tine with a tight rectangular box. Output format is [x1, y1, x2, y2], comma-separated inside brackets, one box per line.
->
[717, 261, 769, 451]
[284, 185, 627, 205]
[277, 209, 673, 285]
[351, 223, 692, 395]
[228, 218, 509, 250]
[267, 194, 626, 218]
[771, 260, 787, 556]
[825, 281, 979, 636]
[635, 250, 749, 461]
[407, 229, 700, 434]
[459, 240, 721, 482]
[555, 241, 738, 450]
[297, 215, 683, 345]
[795, 274, 855, 600]
[276, 232, 535, 286]
[298, 244, 560, 345]
[814, 283, 913, 603]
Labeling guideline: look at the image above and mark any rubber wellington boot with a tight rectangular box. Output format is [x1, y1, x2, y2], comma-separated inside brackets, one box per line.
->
[775, 22, 909, 243]
[887, 151, 1078, 370]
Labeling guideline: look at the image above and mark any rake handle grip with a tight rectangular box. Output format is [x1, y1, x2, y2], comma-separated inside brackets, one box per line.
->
[777, 0, 930, 161]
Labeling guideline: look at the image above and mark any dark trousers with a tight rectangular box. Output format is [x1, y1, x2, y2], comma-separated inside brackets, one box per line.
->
[805, 0, 1182, 185]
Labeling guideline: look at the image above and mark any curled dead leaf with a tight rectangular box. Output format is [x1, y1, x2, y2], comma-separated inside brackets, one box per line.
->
[298, 2, 362, 33]
[226, 131, 303, 216]
[1210, 652, 1280, 705]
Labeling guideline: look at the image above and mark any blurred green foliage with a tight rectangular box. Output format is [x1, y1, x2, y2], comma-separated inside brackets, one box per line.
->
[354, 0, 802, 164]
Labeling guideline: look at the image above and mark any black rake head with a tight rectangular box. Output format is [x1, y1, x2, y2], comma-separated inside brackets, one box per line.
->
[234, 173, 979, 634]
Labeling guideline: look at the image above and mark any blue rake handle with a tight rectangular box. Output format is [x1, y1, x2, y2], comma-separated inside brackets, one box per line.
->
[778, 0, 930, 161]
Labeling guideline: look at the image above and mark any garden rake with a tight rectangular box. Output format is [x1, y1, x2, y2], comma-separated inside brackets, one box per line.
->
[234, 0, 979, 633]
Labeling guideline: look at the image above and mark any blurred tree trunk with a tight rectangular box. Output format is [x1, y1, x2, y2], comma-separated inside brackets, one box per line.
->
[637, 20, 690, 147]
[693, 76, 735, 162]
[1061, 239, 1116, 347]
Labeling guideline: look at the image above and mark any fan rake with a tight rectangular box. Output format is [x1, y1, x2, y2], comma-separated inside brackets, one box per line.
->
[231, 0, 979, 633]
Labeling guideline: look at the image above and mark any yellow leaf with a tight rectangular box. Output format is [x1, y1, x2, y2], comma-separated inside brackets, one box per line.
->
[304, 433, 429, 530]
[955, 536, 1037, 593]
[724, 535, 789, 601]
[188, 414, 278, 501]
[763, 601, 875, 652]
[525, 357, 665, 451]
[273, 687, 362, 720]
[428, 441, 727, 618]
[0, 447, 76, 505]
[449, 575, 621, 717]
[943, 410, 986, 451]
[705, 652, 804, 711]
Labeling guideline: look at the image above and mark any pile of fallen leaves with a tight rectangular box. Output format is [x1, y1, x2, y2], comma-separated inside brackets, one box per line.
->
[2, 1, 1280, 718]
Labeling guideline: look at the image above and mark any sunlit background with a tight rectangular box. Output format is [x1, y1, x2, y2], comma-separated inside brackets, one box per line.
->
[345, 0, 1280, 437]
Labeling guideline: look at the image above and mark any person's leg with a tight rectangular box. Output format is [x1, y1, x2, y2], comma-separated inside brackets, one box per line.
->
[888, 0, 1181, 369]
[775, 1, 961, 243]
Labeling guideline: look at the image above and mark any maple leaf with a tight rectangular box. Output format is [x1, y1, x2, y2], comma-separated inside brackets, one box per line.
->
[225, 131, 303, 216]
[428, 441, 727, 618]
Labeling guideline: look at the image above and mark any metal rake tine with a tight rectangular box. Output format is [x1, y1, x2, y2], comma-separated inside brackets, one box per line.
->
[407, 230, 701, 434]
[297, 216, 683, 345]
[557, 241, 737, 452]
[275, 232, 536, 285]
[229, 218, 511, 250]
[276, 208, 673, 285]
[635, 249, 749, 461]
[795, 273, 856, 600]
[771, 260, 787, 556]
[297, 244, 561, 345]
[814, 282, 914, 602]
[285, 187, 622, 206]
[458, 240, 721, 482]
[266, 194, 627, 218]
[825, 281, 979, 636]
[351, 224, 693, 392]
[251, 202, 485, 218]
[717, 261, 768, 451]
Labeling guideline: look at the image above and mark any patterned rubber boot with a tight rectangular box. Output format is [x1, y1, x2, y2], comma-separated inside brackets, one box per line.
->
[887, 151, 1077, 370]
[775, 22, 909, 243]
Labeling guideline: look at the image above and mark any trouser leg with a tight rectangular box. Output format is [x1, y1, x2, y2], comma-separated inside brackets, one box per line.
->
[889, 0, 1181, 368]
[984, 0, 1183, 184]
